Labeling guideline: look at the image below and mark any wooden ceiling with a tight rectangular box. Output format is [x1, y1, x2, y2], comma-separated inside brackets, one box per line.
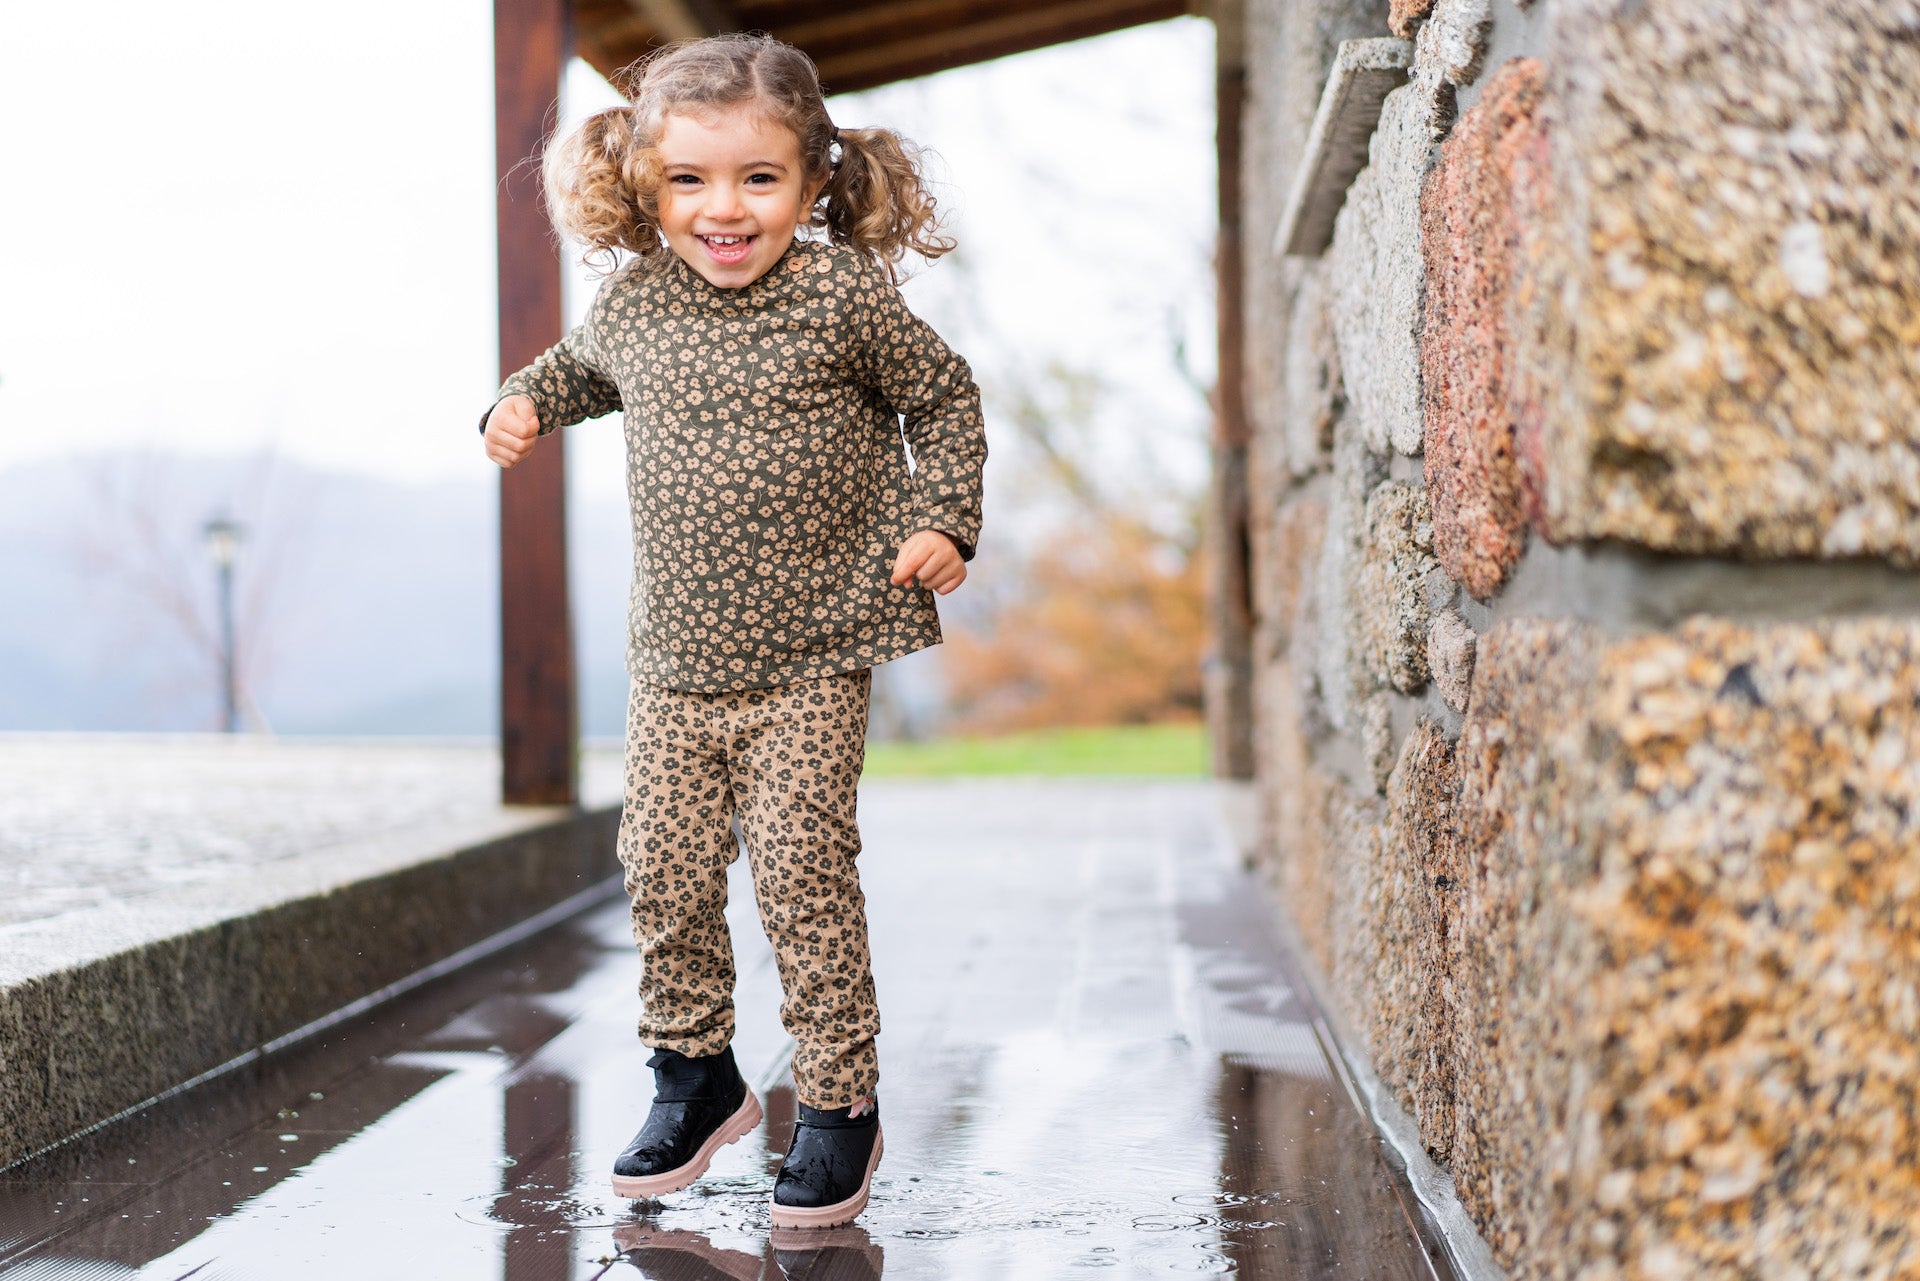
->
[572, 0, 1197, 95]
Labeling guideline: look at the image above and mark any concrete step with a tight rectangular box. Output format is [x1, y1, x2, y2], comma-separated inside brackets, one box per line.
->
[0, 734, 622, 1169]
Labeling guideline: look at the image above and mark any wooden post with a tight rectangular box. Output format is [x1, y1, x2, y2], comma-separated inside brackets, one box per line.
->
[1208, 15, 1255, 781]
[495, 0, 577, 806]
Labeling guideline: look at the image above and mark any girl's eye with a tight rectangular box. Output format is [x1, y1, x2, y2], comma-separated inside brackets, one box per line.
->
[668, 174, 700, 185]
[747, 173, 777, 185]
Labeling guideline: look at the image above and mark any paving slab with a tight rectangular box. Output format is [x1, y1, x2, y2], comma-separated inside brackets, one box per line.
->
[0, 735, 623, 1169]
[0, 779, 1458, 1279]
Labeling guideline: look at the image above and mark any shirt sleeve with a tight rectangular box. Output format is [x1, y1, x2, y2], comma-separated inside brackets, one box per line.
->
[481, 314, 622, 437]
[857, 263, 988, 562]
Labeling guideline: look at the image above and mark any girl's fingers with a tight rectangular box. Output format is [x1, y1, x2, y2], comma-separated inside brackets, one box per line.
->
[487, 437, 533, 468]
[921, 558, 964, 592]
[891, 534, 965, 590]
[890, 547, 928, 585]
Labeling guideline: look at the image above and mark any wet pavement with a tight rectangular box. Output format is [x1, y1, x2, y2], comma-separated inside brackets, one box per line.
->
[0, 780, 1451, 1279]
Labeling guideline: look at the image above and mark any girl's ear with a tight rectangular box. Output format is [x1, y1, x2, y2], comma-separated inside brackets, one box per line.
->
[799, 175, 828, 228]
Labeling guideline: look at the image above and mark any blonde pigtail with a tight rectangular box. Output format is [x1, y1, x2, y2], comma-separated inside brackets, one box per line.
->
[537, 36, 961, 281]
[542, 105, 671, 272]
[821, 128, 957, 284]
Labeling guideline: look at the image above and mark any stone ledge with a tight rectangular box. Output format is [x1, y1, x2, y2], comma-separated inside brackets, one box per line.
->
[0, 738, 622, 1170]
[1273, 37, 1414, 258]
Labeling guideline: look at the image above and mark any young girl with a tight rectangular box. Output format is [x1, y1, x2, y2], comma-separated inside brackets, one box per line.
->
[479, 35, 985, 1229]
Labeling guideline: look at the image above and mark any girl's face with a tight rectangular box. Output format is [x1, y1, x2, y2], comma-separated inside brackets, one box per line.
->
[655, 106, 823, 289]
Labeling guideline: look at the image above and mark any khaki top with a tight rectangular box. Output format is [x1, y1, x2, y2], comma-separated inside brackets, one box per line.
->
[494, 239, 987, 693]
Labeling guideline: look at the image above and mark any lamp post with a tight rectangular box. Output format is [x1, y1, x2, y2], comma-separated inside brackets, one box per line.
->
[202, 516, 243, 733]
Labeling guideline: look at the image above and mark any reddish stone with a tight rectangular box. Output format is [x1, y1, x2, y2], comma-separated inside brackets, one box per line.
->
[1417, 59, 1546, 601]
[1383, 719, 1462, 1162]
[1505, 99, 1556, 539]
[1390, 0, 1438, 38]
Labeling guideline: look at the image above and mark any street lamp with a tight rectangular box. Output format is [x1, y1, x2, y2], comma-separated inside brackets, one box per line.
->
[202, 516, 243, 733]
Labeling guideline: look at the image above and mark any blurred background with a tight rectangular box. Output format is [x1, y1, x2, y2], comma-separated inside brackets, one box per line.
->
[0, 2, 1218, 770]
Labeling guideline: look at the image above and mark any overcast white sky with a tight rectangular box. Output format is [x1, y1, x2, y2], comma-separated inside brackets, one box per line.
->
[0, 4, 1216, 507]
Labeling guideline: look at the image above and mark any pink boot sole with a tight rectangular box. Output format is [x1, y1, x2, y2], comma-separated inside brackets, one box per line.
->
[769, 1127, 884, 1229]
[611, 1089, 764, 1199]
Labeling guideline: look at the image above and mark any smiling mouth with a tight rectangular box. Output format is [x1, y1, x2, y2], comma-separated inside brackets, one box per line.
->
[698, 234, 756, 264]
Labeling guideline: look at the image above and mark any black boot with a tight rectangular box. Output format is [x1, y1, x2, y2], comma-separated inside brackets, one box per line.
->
[612, 1046, 763, 1198]
[771, 1098, 883, 1229]
[770, 1223, 885, 1278]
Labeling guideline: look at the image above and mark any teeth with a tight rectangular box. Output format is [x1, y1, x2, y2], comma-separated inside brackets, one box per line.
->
[705, 235, 749, 245]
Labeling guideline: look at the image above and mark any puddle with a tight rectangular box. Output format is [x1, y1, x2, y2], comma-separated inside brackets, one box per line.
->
[0, 783, 1451, 1279]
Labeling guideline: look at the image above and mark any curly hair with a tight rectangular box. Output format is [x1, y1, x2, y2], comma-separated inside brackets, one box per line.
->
[543, 34, 955, 282]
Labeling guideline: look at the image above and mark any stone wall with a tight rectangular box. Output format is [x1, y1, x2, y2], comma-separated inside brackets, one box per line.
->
[1237, 0, 1920, 1275]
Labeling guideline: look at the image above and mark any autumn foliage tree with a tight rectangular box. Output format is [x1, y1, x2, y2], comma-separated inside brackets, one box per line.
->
[942, 513, 1206, 733]
[936, 357, 1211, 735]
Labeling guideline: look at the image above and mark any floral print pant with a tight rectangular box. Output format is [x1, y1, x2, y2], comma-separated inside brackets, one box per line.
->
[617, 668, 879, 1108]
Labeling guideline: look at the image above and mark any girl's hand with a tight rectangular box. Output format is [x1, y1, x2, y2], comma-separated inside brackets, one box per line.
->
[484, 395, 541, 468]
[890, 529, 966, 594]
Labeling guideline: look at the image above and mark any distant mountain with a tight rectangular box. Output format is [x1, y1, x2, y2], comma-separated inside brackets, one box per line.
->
[0, 450, 949, 740]
[0, 451, 635, 737]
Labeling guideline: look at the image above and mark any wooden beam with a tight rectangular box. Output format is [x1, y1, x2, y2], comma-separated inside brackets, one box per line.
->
[779, 0, 1048, 53]
[625, 0, 738, 41]
[811, 0, 1183, 92]
[496, 0, 578, 806]
[1208, 49, 1254, 779]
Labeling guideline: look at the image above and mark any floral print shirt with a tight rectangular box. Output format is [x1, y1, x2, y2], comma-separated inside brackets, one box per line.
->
[492, 239, 986, 692]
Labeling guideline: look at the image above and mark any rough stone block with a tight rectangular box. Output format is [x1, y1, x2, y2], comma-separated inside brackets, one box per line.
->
[1453, 615, 1920, 1279]
[1253, 495, 1328, 665]
[1368, 722, 1436, 1107]
[1389, 0, 1436, 39]
[1271, 766, 1338, 980]
[1252, 501, 1330, 858]
[1248, 434, 1296, 643]
[1246, 263, 1299, 486]
[1283, 263, 1345, 478]
[1254, 651, 1311, 866]
[1277, 499, 1331, 659]
[1385, 719, 1462, 1162]
[1314, 428, 1391, 733]
[1427, 607, 1477, 713]
[1407, 0, 1492, 139]
[1359, 481, 1439, 694]
[1451, 618, 1598, 1270]
[1329, 82, 1432, 457]
[1509, 0, 1920, 566]
[1329, 784, 1392, 1065]
[1362, 692, 1396, 794]
[1419, 59, 1546, 601]
[1267, 763, 1389, 1029]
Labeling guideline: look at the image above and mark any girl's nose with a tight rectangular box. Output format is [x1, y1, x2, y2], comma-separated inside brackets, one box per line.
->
[705, 184, 745, 220]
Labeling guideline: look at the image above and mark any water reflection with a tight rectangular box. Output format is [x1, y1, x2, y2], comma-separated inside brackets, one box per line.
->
[611, 1220, 765, 1279]
[0, 782, 1451, 1280]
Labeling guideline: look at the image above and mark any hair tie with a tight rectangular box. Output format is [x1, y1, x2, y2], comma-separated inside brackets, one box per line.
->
[828, 127, 844, 166]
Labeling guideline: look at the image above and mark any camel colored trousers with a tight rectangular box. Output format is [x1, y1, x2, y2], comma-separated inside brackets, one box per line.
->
[616, 668, 879, 1109]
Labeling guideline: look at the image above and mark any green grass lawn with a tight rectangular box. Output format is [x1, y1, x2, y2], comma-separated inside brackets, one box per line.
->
[863, 721, 1207, 778]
